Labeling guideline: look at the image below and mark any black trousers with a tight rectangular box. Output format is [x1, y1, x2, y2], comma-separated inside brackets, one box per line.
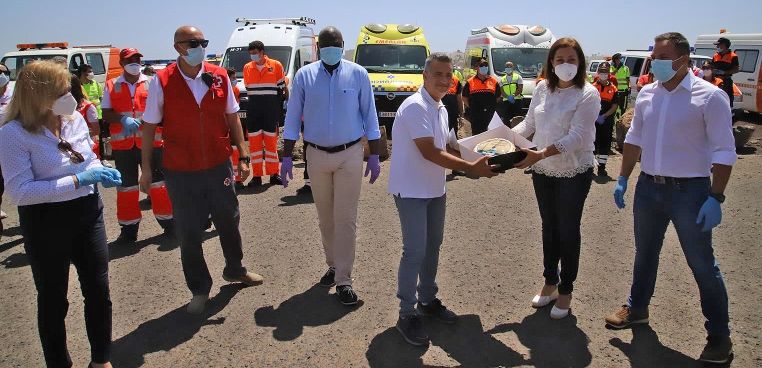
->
[112, 147, 165, 190]
[497, 100, 522, 125]
[721, 77, 734, 108]
[615, 91, 629, 112]
[531, 169, 593, 295]
[469, 108, 495, 135]
[594, 118, 615, 161]
[18, 194, 111, 367]
[164, 161, 247, 296]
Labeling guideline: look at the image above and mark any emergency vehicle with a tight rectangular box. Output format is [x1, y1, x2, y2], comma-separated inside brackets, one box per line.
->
[220, 17, 317, 120]
[695, 33, 762, 114]
[613, 50, 712, 99]
[1, 42, 122, 92]
[352, 23, 430, 133]
[464, 24, 556, 110]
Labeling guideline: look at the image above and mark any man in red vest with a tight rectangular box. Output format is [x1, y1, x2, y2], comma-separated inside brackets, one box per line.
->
[102, 48, 174, 243]
[140, 26, 263, 314]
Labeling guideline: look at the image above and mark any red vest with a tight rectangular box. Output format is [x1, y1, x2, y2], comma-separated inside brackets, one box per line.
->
[106, 76, 161, 149]
[157, 62, 232, 172]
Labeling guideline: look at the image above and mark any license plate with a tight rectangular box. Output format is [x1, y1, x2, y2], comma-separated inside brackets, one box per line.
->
[378, 112, 397, 118]
[237, 111, 247, 119]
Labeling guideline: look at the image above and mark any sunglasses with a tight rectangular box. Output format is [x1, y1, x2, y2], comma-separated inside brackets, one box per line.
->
[176, 39, 209, 48]
[58, 138, 84, 164]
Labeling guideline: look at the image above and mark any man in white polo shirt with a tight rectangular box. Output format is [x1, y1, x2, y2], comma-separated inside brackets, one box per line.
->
[388, 52, 497, 346]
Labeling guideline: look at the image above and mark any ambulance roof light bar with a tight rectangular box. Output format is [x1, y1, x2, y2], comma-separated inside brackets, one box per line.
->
[17, 42, 69, 51]
[235, 17, 316, 26]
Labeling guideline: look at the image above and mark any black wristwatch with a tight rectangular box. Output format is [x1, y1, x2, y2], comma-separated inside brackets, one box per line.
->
[709, 192, 726, 203]
[238, 156, 251, 164]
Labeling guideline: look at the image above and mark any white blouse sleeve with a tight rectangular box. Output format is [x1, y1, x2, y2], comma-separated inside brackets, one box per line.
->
[554, 84, 600, 153]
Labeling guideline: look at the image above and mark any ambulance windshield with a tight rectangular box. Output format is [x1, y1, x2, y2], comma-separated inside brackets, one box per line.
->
[355, 45, 427, 74]
[491, 48, 549, 79]
[2, 54, 67, 81]
[221, 46, 292, 78]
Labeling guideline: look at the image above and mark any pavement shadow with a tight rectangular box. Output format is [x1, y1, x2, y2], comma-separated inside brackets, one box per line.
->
[254, 284, 364, 341]
[278, 193, 313, 207]
[593, 174, 613, 184]
[485, 309, 592, 367]
[109, 229, 218, 261]
[111, 284, 244, 368]
[0, 251, 28, 268]
[366, 314, 528, 368]
[609, 324, 706, 368]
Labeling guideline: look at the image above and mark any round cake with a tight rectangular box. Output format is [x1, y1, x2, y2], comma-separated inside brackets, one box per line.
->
[474, 138, 516, 156]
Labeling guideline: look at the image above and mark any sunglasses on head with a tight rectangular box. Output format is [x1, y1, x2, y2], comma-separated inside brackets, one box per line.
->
[176, 39, 209, 48]
[58, 138, 84, 164]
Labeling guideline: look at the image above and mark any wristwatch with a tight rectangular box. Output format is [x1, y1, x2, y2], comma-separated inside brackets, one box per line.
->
[709, 192, 726, 203]
[238, 156, 251, 164]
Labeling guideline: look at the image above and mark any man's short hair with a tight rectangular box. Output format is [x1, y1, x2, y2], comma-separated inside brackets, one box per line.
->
[654, 32, 690, 56]
[248, 40, 265, 51]
[424, 52, 451, 72]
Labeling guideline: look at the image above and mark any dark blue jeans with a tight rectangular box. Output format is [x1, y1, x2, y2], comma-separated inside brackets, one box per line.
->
[532, 169, 593, 295]
[627, 174, 730, 337]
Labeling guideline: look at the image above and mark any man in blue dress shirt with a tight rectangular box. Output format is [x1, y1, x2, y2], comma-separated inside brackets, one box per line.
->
[282, 27, 382, 306]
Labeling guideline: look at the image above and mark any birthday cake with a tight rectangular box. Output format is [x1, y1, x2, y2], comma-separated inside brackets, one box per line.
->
[474, 138, 516, 157]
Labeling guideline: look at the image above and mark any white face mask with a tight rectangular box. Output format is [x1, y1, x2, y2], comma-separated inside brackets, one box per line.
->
[554, 63, 578, 82]
[124, 63, 141, 76]
[86, 72, 95, 81]
[598, 73, 609, 81]
[51, 93, 78, 116]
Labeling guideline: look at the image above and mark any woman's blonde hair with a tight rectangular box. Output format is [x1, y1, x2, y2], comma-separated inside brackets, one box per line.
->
[2, 60, 72, 133]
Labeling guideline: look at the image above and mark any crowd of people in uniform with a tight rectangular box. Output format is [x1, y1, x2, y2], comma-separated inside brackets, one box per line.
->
[0, 25, 741, 366]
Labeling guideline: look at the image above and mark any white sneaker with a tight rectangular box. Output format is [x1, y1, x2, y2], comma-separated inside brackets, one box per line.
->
[186, 294, 209, 314]
[101, 160, 113, 168]
[531, 291, 558, 308]
[550, 305, 570, 319]
[0, 210, 7, 219]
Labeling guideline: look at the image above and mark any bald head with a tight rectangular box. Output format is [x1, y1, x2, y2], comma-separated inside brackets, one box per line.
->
[318, 26, 343, 48]
[174, 26, 204, 43]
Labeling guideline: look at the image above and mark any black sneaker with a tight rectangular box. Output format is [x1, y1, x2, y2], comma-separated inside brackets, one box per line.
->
[598, 165, 608, 178]
[269, 175, 283, 185]
[247, 177, 262, 188]
[336, 285, 359, 305]
[417, 298, 458, 324]
[396, 315, 429, 346]
[318, 268, 335, 287]
[296, 184, 312, 195]
[235, 181, 245, 191]
[699, 335, 733, 364]
[159, 220, 175, 237]
[114, 224, 138, 244]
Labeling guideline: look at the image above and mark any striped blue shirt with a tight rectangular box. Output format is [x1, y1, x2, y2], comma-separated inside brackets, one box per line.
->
[284, 60, 381, 147]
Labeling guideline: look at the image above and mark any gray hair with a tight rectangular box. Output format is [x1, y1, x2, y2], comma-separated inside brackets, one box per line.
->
[424, 52, 452, 72]
[655, 32, 690, 56]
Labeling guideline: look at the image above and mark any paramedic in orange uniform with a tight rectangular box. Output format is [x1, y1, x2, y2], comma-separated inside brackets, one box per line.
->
[591, 62, 619, 177]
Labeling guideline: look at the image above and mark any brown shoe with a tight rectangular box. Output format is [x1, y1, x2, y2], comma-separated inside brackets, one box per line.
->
[605, 305, 649, 329]
[223, 271, 264, 286]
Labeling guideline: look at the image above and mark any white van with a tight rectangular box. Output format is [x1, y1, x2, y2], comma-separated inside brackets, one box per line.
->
[613, 50, 710, 99]
[1, 42, 122, 93]
[695, 33, 762, 113]
[464, 25, 555, 109]
[219, 17, 317, 119]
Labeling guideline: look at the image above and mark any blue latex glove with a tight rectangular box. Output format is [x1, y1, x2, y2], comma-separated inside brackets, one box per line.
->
[614, 176, 628, 209]
[120, 116, 141, 135]
[507, 95, 515, 104]
[696, 197, 722, 232]
[100, 168, 122, 188]
[596, 114, 606, 125]
[280, 156, 293, 188]
[365, 154, 381, 184]
[76, 167, 122, 188]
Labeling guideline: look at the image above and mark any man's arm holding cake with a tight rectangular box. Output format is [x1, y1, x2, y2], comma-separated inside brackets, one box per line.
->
[416, 138, 497, 178]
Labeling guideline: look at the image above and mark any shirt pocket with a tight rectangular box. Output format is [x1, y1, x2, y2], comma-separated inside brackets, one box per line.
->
[337, 88, 360, 118]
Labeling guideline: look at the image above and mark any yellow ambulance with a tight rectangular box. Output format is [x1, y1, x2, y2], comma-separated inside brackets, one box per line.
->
[353, 24, 430, 135]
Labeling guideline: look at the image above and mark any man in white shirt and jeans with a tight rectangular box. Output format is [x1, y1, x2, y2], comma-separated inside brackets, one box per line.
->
[388, 53, 497, 346]
[605, 32, 737, 364]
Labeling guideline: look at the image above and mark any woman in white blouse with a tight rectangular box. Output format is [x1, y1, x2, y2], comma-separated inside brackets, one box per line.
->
[513, 38, 600, 320]
[0, 60, 121, 368]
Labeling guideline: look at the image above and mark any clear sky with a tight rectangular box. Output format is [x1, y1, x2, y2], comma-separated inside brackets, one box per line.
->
[2, 0, 760, 59]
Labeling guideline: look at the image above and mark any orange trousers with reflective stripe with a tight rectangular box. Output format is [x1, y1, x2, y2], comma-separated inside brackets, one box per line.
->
[248, 130, 279, 177]
[113, 147, 173, 226]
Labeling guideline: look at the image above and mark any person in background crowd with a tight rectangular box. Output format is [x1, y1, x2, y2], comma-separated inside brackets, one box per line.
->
[142, 65, 156, 78]
[77, 64, 110, 167]
[606, 32, 736, 364]
[71, 76, 100, 155]
[462, 59, 500, 135]
[0, 60, 122, 368]
[140, 26, 263, 314]
[0, 63, 11, 224]
[711, 37, 739, 109]
[610, 53, 631, 112]
[497, 61, 523, 125]
[591, 62, 618, 177]
[227, 67, 246, 189]
[513, 37, 600, 320]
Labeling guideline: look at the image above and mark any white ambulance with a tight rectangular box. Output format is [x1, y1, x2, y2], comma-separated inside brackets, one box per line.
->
[220, 17, 318, 119]
[463, 24, 556, 109]
[695, 33, 762, 113]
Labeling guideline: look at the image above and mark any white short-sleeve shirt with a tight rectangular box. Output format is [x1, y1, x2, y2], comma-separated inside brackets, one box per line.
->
[388, 87, 449, 199]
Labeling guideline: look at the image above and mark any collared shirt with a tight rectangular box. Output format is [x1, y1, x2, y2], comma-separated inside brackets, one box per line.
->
[143, 62, 239, 125]
[514, 80, 600, 177]
[0, 113, 102, 206]
[625, 73, 736, 178]
[283, 60, 381, 147]
[388, 86, 449, 198]
[101, 73, 150, 109]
